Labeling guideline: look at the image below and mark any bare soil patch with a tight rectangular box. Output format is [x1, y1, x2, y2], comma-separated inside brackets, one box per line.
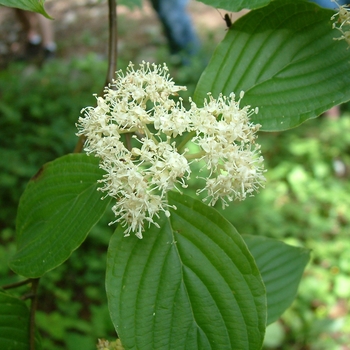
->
[0, 0, 247, 67]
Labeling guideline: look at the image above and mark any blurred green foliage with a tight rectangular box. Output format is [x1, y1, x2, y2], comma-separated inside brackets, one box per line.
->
[1, 55, 349, 349]
[0, 55, 108, 229]
[218, 115, 350, 349]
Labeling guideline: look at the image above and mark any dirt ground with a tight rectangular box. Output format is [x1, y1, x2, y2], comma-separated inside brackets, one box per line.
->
[0, 0, 247, 67]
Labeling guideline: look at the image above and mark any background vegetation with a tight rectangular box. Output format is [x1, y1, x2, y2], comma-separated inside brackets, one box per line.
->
[1, 2, 349, 349]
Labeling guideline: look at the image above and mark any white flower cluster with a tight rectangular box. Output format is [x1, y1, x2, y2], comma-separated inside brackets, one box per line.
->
[77, 61, 265, 238]
[190, 92, 265, 206]
[331, 0, 350, 46]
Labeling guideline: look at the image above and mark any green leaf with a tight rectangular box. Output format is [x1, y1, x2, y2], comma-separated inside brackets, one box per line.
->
[194, 0, 350, 131]
[242, 235, 310, 325]
[118, 0, 142, 9]
[0, 291, 42, 349]
[106, 191, 266, 350]
[197, 0, 271, 12]
[0, 0, 51, 18]
[9, 154, 111, 278]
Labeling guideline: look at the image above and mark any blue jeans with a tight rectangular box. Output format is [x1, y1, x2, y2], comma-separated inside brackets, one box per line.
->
[150, 0, 200, 56]
[309, 0, 347, 9]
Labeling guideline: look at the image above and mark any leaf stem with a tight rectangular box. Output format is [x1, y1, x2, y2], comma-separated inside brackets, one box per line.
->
[29, 278, 40, 350]
[1, 278, 32, 290]
[73, 134, 86, 154]
[177, 131, 195, 153]
[74, 0, 118, 154]
[185, 151, 205, 160]
[105, 0, 118, 87]
[1, 278, 40, 349]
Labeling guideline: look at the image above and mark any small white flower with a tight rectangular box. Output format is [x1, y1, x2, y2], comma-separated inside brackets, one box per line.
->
[190, 92, 265, 207]
[331, 1, 350, 46]
[153, 100, 192, 137]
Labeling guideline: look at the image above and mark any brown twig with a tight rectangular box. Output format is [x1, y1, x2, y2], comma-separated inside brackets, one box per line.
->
[73, 134, 86, 153]
[74, 0, 118, 154]
[105, 0, 118, 86]
[21, 292, 36, 301]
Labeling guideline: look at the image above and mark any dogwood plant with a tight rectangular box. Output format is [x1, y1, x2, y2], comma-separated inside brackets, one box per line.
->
[4, 0, 350, 349]
[77, 62, 265, 238]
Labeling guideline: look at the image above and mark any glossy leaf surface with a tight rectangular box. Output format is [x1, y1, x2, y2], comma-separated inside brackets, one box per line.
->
[0, 0, 51, 18]
[243, 235, 310, 324]
[194, 0, 350, 131]
[106, 192, 266, 350]
[10, 154, 111, 278]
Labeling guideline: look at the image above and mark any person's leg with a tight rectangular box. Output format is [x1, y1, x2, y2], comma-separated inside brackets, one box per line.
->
[150, 0, 199, 56]
[37, 15, 56, 58]
[15, 9, 42, 58]
[15, 9, 56, 61]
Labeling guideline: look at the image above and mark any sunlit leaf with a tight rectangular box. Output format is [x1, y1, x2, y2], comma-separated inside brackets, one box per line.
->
[243, 235, 310, 324]
[0, 0, 51, 18]
[9, 154, 111, 278]
[106, 191, 266, 350]
[194, 0, 350, 131]
[197, 0, 271, 12]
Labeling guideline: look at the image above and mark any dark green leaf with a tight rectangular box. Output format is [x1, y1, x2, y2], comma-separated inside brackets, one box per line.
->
[0, 0, 51, 18]
[194, 0, 350, 131]
[0, 291, 42, 349]
[106, 191, 266, 350]
[243, 235, 310, 324]
[9, 154, 111, 278]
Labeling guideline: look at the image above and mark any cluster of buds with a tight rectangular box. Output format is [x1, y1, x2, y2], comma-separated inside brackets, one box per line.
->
[77, 62, 265, 238]
[331, 0, 350, 45]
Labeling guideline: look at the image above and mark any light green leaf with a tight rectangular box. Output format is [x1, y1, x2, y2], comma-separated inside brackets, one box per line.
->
[106, 191, 266, 350]
[242, 235, 310, 325]
[0, 291, 42, 349]
[118, 0, 142, 9]
[194, 0, 350, 131]
[196, 0, 271, 12]
[0, 0, 51, 18]
[9, 154, 111, 278]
